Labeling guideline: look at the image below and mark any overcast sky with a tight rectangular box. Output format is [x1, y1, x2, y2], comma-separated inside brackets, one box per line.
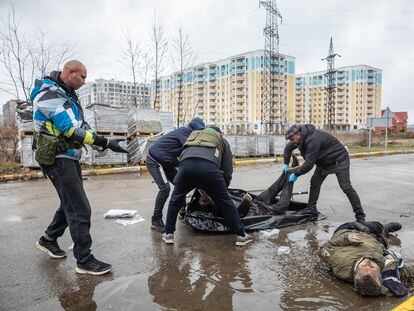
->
[1, 0, 413, 123]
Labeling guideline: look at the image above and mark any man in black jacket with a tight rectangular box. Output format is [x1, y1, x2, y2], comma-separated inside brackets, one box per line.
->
[146, 117, 205, 232]
[163, 126, 253, 246]
[283, 124, 366, 222]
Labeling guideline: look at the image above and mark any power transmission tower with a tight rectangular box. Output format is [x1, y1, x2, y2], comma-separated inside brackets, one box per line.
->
[322, 37, 341, 132]
[259, 0, 282, 134]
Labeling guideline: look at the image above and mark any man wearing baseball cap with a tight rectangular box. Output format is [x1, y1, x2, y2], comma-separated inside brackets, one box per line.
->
[282, 124, 365, 222]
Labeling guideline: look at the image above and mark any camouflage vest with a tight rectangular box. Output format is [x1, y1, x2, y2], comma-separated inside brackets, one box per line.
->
[184, 128, 223, 157]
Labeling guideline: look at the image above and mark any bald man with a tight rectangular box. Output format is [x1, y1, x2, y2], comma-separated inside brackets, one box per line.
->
[31, 60, 127, 275]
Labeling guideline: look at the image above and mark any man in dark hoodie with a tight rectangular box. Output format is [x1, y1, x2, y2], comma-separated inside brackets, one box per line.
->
[163, 126, 253, 246]
[282, 124, 366, 222]
[146, 117, 205, 232]
[31, 60, 128, 275]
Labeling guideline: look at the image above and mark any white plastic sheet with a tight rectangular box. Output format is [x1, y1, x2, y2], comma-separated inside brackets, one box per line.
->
[260, 228, 280, 238]
[104, 209, 137, 219]
[114, 214, 145, 226]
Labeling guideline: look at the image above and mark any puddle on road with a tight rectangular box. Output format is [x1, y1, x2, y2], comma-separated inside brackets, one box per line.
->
[31, 223, 412, 310]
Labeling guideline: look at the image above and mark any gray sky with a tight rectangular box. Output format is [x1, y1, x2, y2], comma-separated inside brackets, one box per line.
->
[1, 0, 413, 123]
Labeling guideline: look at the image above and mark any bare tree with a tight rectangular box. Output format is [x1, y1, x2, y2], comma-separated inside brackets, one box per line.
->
[0, 127, 19, 163]
[0, 1, 74, 102]
[139, 49, 152, 108]
[34, 30, 74, 78]
[150, 12, 168, 109]
[121, 28, 140, 107]
[171, 23, 196, 127]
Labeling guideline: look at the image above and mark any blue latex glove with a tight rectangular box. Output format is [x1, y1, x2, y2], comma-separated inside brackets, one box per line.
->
[288, 173, 297, 183]
[282, 164, 289, 174]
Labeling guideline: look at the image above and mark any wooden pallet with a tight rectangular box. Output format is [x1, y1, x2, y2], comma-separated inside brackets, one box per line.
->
[20, 130, 128, 138]
[127, 131, 162, 140]
[19, 131, 33, 138]
[95, 131, 128, 137]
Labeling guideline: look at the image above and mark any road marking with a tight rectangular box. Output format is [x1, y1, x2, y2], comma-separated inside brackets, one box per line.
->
[392, 296, 414, 311]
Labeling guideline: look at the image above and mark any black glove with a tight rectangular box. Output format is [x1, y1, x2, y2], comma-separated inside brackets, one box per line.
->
[106, 138, 128, 153]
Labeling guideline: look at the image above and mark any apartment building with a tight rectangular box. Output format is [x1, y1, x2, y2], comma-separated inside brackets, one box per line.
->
[78, 78, 150, 109]
[153, 50, 295, 134]
[2, 99, 17, 128]
[295, 65, 382, 131]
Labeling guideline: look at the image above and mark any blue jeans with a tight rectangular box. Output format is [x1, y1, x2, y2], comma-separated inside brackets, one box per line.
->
[165, 158, 245, 236]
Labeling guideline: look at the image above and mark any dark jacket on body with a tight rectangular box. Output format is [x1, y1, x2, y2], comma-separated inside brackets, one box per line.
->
[148, 118, 205, 168]
[180, 137, 233, 187]
[283, 124, 348, 176]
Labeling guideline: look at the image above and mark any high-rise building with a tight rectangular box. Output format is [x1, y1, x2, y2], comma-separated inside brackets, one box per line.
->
[78, 78, 150, 109]
[152, 50, 295, 134]
[2, 100, 17, 128]
[295, 65, 382, 131]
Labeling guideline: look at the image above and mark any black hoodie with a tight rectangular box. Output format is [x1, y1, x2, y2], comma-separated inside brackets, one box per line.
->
[283, 124, 348, 176]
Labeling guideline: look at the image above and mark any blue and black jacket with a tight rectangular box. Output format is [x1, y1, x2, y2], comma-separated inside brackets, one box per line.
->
[31, 71, 106, 160]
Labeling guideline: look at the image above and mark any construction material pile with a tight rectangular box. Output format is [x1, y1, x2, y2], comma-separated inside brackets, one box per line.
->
[226, 135, 285, 157]
[84, 104, 129, 133]
[83, 104, 129, 165]
[127, 109, 174, 164]
[15, 101, 38, 167]
[15, 101, 34, 132]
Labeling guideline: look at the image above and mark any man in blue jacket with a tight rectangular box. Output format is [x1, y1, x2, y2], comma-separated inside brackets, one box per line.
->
[32, 60, 127, 275]
[146, 117, 205, 232]
[283, 124, 365, 222]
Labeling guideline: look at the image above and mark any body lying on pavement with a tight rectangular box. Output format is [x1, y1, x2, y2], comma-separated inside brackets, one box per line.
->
[319, 221, 413, 296]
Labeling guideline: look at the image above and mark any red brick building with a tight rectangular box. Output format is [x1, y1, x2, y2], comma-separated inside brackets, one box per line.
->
[374, 110, 408, 133]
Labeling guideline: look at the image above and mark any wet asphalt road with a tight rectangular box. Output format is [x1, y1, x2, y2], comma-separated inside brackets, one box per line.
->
[1, 154, 413, 310]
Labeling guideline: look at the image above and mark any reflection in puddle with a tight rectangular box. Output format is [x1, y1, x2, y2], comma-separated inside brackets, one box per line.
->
[37, 223, 412, 310]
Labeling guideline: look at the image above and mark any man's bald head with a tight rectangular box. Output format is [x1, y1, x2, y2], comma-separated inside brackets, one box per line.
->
[60, 60, 87, 90]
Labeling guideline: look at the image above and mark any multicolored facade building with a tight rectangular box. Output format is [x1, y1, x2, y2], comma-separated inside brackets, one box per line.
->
[152, 52, 382, 133]
[295, 65, 382, 131]
[152, 50, 295, 134]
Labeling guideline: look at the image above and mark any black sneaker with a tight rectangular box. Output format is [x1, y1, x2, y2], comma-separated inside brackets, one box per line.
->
[384, 222, 402, 234]
[301, 206, 318, 217]
[75, 256, 112, 276]
[36, 236, 67, 259]
[151, 218, 166, 232]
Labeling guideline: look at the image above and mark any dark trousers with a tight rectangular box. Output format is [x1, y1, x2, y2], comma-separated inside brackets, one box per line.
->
[335, 221, 387, 247]
[146, 155, 183, 220]
[42, 158, 92, 263]
[256, 171, 294, 211]
[165, 158, 245, 236]
[308, 157, 366, 221]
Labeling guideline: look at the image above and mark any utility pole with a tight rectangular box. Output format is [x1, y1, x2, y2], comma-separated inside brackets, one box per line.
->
[322, 37, 340, 132]
[259, 0, 282, 134]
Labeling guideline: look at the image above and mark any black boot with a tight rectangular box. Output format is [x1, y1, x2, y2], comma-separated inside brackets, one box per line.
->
[384, 222, 402, 234]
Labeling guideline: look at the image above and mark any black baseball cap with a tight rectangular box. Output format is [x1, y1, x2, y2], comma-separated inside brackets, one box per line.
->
[285, 125, 301, 140]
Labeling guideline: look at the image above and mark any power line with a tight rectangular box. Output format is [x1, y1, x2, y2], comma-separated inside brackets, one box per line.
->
[283, 22, 414, 31]
[280, 7, 414, 14]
